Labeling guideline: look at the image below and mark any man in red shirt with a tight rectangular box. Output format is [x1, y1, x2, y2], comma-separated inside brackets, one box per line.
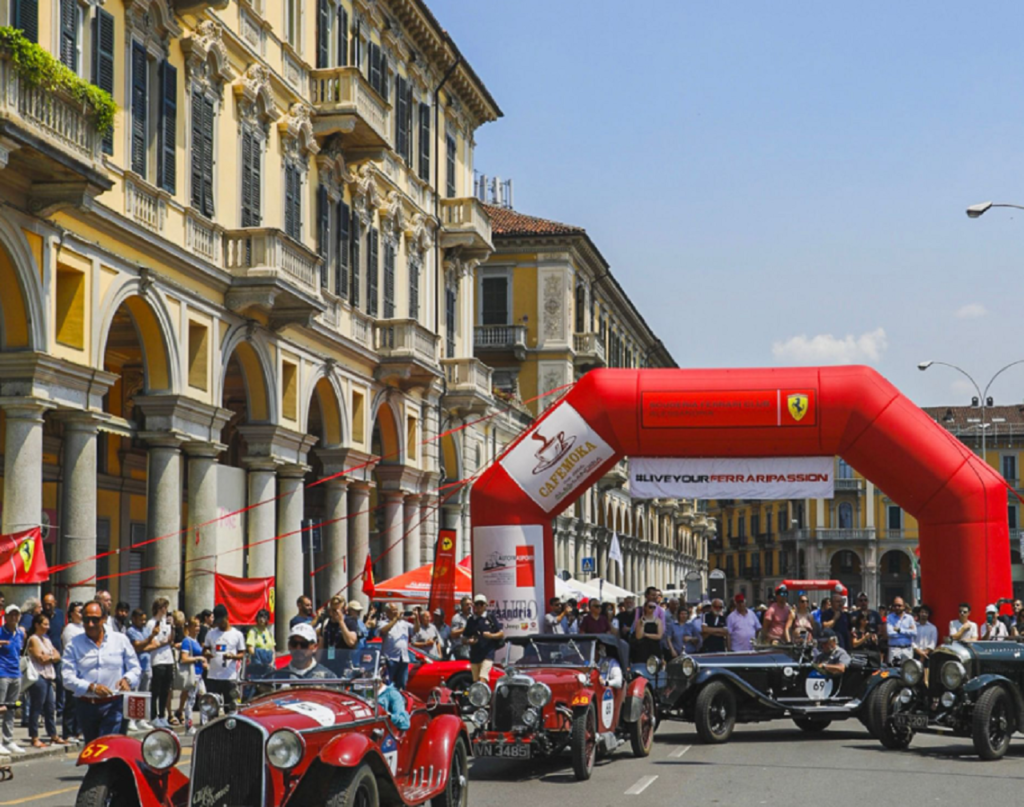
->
[760, 585, 792, 645]
[579, 599, 611, 634]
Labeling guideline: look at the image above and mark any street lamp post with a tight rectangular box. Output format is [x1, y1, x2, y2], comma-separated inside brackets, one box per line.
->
[966, 201, 1024, 218]
[918, 360, 1024, 461]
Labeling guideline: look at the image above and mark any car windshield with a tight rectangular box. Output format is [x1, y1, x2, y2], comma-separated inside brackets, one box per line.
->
[320, 647, 382, 681]
[506, 637, 596, 668]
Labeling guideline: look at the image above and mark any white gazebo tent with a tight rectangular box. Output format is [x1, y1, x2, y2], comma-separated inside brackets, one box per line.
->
[585, 578, 633, 600]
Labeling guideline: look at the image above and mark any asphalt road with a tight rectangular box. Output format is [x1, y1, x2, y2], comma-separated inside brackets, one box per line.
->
[4, 721, 1024, 807]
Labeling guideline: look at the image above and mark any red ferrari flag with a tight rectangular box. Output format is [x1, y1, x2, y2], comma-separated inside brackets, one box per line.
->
[214, 574, 275, 625]
[0, 527, 48, 584]
[361, 554, 376, 598]
[428, 529, 458, 616]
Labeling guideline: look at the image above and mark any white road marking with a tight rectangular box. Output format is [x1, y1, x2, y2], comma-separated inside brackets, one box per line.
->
[625, 775, 658, 795]
[668, 744, 691, 758]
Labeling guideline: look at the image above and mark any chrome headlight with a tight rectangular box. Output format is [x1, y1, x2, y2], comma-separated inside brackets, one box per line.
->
[901, 658, 924, 686]
[940, 691, 956, 708]
[198, 694, 220, 720]
[266, 729, 304, 770]
[522, 707, 539, 727]
[898, 688, 914, 704]
[940, 660, 966, 691]
[141, 729, 179, 771]
[468, 682, 491, 708]
[646, 655, 661, 676]
[472, 709, 489, 727]
[681, 657, 699, 678]
[527, 682, 552, 708]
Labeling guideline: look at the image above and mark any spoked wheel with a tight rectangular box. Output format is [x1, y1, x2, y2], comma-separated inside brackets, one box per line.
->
[571, 705, 597, 780]
[75, 764, 138, 807]
[433, 738, 469, 807]
[629, 688, 655, 757]
[694, 681, 736, 744]
[326, 763, 380, 807]
[446, 673, 472, 695]
[872, 678, 914, 751]
[973, 686, 1015, 760]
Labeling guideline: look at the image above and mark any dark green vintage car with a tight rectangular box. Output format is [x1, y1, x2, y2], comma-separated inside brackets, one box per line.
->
[880, 641, 1024, 759]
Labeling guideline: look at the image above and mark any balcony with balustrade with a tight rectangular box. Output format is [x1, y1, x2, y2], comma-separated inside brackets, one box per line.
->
[475, 324, 528, 361]
[374, 318, 441, 388]
[439, 197, 493, 258]
[0, 42, 113, 212]
[441, 356, 494, 415]
[310, 67, 391, 151]
[815, 528, 876, 542]
[573, 332, 607, 370]
[223, 228, 326, 327]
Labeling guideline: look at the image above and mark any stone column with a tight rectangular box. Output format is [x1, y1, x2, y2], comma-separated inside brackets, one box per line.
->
[403, 495, 422, 572]
[242, 459, 279, 580]
[1, 400, 49, 601]
[348, 482, 373, 607]
[55, 412, 105, 602]
[323, 478, 350, 600]
[184, 441, 224, 619]
[381, 491, 406, 581]
[420, 496, 437, 565]
[141, 432, 184, 610]
[276, 464, 307, 648]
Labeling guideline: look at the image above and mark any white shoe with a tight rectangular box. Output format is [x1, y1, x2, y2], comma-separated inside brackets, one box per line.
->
[137, 720, 154, 731]
[8, 743, 25, 755]
[186, 727, 196, 736]
[128, 720, 138, 731]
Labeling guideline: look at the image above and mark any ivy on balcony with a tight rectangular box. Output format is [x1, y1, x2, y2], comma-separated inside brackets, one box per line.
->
[0, 27, 117, 134]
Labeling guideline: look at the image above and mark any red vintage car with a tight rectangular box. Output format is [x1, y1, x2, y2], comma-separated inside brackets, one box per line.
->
[467, 634, 655, 780]
[73, 647, 470, 807]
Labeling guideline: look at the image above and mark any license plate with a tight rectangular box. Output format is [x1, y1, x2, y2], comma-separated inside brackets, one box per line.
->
[892, 713, 929, 730]
[474, 742, 531, 759]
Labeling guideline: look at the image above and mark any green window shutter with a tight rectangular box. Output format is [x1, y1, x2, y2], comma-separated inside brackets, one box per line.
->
[201, 98, 215, 217]
[418, 102, 430, 180]
[13, 0, 39, 44]
[337, 201, 350, 298]
[158, 62, 177, 194]
[316, 0, 330, 69]
[59, 0, 76, 70]
[409, 260, 419, 320]
[446, 133, 456, 198]
[350, 212, 361, 308]
[367, 227, 378, 317]
[130, 43, 148, 178]
[317, 184, 330, 287]
[337, 7, 348, 67]
[383, 241, 395, 318]
[190, 88, 204, 210]
[92, 9, 115, 154]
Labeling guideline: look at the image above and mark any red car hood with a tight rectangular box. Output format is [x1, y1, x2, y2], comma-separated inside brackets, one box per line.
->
[240, 687, 382, 732]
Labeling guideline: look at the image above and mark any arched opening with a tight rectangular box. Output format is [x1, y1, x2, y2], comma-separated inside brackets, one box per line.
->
[0, 239, 33, 350]
[369, 401, 402, 580]
[829, 549, 862, 600]
[879, 550, 913, 607]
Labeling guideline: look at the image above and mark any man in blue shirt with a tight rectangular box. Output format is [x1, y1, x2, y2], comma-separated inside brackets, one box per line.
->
[886, 597, 917, 663]
[0, 605, 25, 755]
[62, 602, 141, 743]
[125, 609, 154, 731]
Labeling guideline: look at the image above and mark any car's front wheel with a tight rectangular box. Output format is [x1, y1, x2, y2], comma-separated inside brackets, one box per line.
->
[872, 678, 914, 750]
[571, 705, 597, 780]
[445, 672, 472, 694]
[326, 763, 379, 807]
[433, 737, 469, 807]
[694, 681, 736, 744]
[793, 717, 832, 733]
[972, 686, 1015, 760]
[629, 688, 656, 757]
[75, 764, 138, 807]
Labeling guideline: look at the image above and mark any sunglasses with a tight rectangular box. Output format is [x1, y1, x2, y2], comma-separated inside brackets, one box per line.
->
[645, 604, 656, 611]
[83, 616, 103, 624]
[959, 609, 970, 614]
[799, 599, 809, 604]
[288, 639, 311, 649]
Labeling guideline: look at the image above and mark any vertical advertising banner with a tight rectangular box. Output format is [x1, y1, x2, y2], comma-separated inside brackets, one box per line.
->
[473, 524, 545, 636]
[428, 529, 458, 616]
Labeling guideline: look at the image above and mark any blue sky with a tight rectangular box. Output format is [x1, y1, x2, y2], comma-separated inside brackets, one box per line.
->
[431, 0, 1024, 407]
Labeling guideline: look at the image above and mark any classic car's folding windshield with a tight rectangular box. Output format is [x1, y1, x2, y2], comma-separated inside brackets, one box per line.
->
[506, 637, 596, 667]
[320, 647, 382, 681]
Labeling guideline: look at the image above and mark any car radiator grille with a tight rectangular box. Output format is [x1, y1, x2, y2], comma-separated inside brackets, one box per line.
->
[190, 719, 265, 807]
[928, 655, 946, 699]
[493, 684, 531, 732]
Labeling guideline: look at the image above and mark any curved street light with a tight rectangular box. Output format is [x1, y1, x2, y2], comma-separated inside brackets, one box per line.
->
[966, 201, 1024, 219]
[918, 359, 1024, 458]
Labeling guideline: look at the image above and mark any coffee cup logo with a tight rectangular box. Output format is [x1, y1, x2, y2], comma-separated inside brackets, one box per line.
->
[531, 428, 576, 474]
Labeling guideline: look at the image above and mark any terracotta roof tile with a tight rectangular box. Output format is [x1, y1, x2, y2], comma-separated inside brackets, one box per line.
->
[482, 204, 585, 237]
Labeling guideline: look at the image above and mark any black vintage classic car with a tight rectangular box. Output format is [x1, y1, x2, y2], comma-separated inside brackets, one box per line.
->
[652, 641, 899, 743]
[879, 641, 1024, 759]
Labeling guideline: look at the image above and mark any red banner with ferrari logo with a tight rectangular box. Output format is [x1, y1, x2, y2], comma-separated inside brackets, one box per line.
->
[428, 529, 458, 616]
[0, 527, 48, 584]
[214, 573, 275, 625]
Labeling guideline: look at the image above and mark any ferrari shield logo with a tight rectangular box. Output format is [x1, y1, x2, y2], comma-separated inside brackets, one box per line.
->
[18, 535, 33, 573]
[267, 585, 276, 614]
[787, 394, 809, 422]
[441, 536, 453, 552]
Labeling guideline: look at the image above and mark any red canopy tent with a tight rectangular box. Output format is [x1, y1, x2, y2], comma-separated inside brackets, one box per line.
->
[374, 562, 473, 603]
[458, 556, 471, 569]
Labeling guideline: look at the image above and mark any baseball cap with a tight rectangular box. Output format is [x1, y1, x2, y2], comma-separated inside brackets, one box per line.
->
[820, 628, 837, 641]
[212, 604, 228, 621]
[473, 594, 488, 604]
[775, 584, 788, 595]
[289, 623, 317, 643]
[432, 608, 444, 616]
[701, 599, 712, 609]
[986, 604, 998, 614]
[734, 593, 746, 603]
[4, 605, 20, 616]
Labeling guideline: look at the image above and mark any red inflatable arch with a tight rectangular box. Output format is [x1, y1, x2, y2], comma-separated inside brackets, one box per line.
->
[470, 366, 1011, 634]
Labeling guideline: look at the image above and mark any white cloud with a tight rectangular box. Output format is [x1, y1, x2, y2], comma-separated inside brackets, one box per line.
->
[955, 303, 988, 319]
[771, 327, 888, 365]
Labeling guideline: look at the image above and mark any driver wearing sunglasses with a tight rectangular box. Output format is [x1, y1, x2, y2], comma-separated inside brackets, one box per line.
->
[272, 623, 333, 680]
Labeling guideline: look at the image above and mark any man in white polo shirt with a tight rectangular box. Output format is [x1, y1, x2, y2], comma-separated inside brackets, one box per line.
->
[203, 605, 246, 704]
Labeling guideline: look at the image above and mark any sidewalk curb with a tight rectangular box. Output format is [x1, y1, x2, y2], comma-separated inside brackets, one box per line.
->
[3, 744, 74, 765]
